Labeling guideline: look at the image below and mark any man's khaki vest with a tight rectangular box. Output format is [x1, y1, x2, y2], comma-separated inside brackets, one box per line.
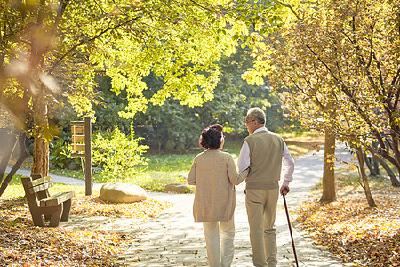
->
[245, 131, 284, 190]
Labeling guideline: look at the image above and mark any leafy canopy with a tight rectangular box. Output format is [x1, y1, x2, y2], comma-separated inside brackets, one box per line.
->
[0, 0, 281, 124]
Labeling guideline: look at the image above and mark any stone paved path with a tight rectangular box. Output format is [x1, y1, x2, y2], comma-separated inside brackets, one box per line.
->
[12, 146, 354, 266]
[117, 147, 353, 267]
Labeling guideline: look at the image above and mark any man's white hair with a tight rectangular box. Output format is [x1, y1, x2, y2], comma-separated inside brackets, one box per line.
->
[246, 107, 266, 125]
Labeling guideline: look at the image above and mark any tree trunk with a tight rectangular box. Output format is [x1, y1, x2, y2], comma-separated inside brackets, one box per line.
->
[31, 93, 49, 178]
[374, 156, 400, 187]
[0, 130, 17, 184]
[356, 148, 377, 207]
[364, 151, 381, 177]
[368, 141, 400, 186]
[393, 167, 400, 187]
[319, 127, 336, 203]
[383, 161, 400, 186]
[372, 155, 380, 176]
[0, 133, 29, 197]
[366, 142, 380, 177]
[364, 151, 373, 173]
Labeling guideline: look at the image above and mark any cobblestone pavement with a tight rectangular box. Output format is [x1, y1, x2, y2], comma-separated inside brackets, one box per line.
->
[117, 147, 353, 267]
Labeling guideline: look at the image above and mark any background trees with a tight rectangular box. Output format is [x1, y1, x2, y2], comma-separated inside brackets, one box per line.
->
[91, 48, 291, 152]
[246, 0, 400, 203]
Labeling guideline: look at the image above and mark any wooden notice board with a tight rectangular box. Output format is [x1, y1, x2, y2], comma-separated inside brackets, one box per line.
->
[71, 121, 85, 158]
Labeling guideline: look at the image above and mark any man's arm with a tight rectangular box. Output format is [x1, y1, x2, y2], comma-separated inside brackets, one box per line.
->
[236, 141, 250, 184]
[280, 143, 295, 195]
[237, 141, 250, 172]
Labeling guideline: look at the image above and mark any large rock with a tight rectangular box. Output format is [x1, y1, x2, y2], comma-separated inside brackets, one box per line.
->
[164, 183, 191, 193]
[100, 183, 148, 203]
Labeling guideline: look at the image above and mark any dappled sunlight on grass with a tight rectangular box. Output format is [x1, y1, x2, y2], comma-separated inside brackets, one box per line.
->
[280, 130, 324, 141]
[146, 153, 197, 172]
[286, 144, 313, 158]
[72, 194, 172, 219]
[121, 171, 192, 192]
[2, 179, 86, 200]
[46, 132, 323, 192]
[283, 131, 323, 158]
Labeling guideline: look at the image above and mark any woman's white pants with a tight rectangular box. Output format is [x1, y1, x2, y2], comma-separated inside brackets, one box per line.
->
[203, 217, 235, 267]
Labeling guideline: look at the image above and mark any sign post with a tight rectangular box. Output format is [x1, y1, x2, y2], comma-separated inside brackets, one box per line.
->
[71, 117, 92, 196]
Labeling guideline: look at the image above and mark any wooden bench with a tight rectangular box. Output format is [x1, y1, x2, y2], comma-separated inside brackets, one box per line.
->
[21, 175, 75, 227]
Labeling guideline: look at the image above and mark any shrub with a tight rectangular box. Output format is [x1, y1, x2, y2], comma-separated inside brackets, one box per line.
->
[92, 128, 148, 182]
[50, 138, 81, 169]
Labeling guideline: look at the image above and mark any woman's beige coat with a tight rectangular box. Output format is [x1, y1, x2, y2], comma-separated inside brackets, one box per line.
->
[188, 149, 243, 222]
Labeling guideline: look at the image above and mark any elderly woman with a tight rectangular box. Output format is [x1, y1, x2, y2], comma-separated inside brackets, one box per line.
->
[188, 124, 245, 267]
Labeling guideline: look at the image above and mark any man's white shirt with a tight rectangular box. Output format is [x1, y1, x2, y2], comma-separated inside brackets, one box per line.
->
[237, 127, 295, 187]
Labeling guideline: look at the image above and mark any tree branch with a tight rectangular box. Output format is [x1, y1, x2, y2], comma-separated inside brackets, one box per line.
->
[304, 42, 383, 144]
[371, 51, 386, 95]
[188, 0, 215, 13]
[390, 66, 400, 108]
[350, 15, 380, 95]
[276, 1, 301, 20]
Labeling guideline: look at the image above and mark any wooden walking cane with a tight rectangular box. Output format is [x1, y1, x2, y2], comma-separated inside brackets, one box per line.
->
[283, 195, 300, 267]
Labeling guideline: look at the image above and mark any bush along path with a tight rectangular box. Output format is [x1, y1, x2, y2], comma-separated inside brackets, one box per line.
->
[118, 147, 353, 267]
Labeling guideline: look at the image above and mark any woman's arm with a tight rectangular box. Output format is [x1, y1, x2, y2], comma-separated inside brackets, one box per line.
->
[188, 159, 196, 185]
[227, 155, 239, 185]
[237, 168, 249, 185]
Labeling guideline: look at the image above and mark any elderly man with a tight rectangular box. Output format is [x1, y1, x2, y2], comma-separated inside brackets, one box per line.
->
[238, 107, 295, 267]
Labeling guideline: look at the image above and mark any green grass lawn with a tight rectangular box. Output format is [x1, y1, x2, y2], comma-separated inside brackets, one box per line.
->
[49, 140, 243, 192]
[1, 174, 86, 199]
[23, 132, 323, 194]
[49, 152, 199, 192]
